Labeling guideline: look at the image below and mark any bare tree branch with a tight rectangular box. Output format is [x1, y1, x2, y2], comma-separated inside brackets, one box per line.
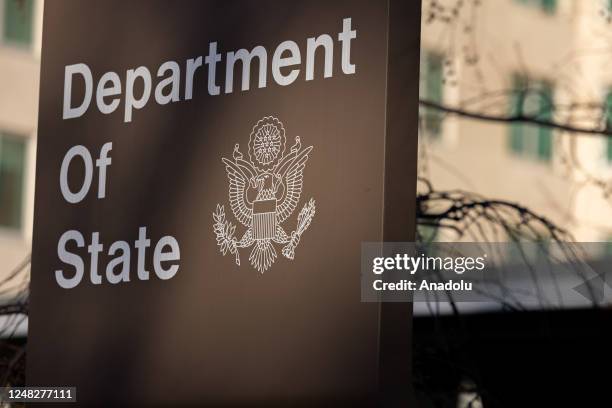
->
[420, 99, 612, 137]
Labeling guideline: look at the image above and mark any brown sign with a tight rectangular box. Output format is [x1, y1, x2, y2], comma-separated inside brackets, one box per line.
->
[28, 0, 421, 405]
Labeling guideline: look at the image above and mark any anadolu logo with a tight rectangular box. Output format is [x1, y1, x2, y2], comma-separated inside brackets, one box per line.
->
[213, 116, 316, 273]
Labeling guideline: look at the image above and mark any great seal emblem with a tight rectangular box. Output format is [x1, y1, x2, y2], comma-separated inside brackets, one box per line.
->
[213, 116, 316, 273]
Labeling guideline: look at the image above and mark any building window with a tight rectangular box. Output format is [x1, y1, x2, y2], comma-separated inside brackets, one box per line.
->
[508, 75, 554, 162]
[417, 225, 438, 244]
[604, 91, 612, 163]
[514, 0, 557, 14]
[0, 133, 26, 229]
[420, 51, 444, 139]
[3, 0, 34, 47]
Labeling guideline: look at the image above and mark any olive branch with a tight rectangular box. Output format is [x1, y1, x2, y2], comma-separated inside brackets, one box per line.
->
[282, 198, 316, 260]
[212, 204, 241, 265]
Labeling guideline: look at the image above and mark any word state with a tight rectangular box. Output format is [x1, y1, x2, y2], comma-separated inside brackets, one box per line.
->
[56, 227, 179, 289]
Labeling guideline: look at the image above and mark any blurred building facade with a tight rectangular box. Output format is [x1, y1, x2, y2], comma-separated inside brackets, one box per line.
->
[0, 0, 42, 284]
[420, 0, 612, 242]
[1, 0, 612, 284]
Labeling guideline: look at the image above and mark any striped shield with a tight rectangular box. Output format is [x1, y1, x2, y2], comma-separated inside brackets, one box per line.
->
[252, 199, 277, 240]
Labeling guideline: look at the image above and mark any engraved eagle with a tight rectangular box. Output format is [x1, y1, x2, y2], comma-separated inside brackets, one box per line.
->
[213, 117, 316, 273]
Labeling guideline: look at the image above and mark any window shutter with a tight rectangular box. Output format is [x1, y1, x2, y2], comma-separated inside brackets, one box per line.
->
[425, 53, 444, 137]
[509, 76, 526, 154]
[541, 0, 557, 14]
[606, 93, 612, 163]
[3, 0, 34, 46]
[0, 134, 26, 229]
[537, 85, 553, 161]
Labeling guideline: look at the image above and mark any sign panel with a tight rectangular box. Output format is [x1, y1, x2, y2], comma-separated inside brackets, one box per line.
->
[28, 0, 421, 405]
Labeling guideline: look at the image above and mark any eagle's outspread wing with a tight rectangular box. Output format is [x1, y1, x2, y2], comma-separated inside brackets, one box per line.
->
[222, 158, 253, 226]
[276, 146, 313, 224]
